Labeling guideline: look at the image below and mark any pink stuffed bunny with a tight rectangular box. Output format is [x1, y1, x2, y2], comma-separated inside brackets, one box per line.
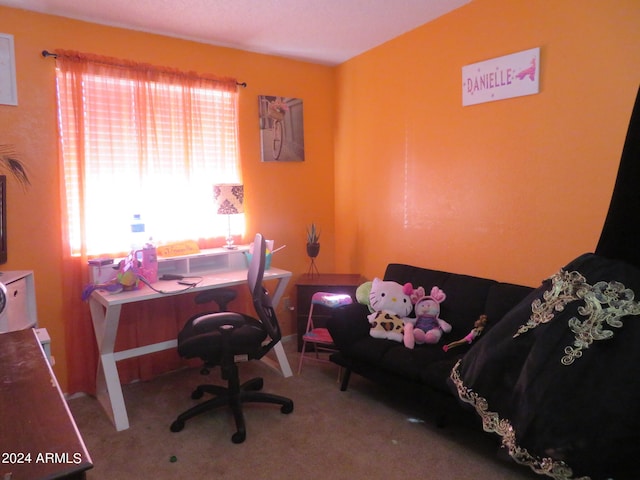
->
[404, 286, 451, 349]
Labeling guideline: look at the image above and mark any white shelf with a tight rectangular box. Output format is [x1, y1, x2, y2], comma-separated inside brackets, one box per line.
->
[89, 246, 251, 284]
[160, 245, 250, 275]
[0, 270, 38, 333]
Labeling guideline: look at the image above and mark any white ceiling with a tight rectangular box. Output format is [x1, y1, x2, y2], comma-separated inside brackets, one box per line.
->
[1, 0, 471, 65]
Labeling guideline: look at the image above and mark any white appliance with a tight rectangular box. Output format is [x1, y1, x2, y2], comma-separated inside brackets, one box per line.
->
[0, 281, 7, 332]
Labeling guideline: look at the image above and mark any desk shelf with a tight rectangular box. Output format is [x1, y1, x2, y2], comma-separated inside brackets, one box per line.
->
[90, 246, 251, 283]
[159, 246, 249, 276]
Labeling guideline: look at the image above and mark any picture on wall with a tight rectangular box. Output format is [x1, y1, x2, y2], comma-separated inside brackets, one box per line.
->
[0, 33, 17, 106]
[258, 96, 305, 162]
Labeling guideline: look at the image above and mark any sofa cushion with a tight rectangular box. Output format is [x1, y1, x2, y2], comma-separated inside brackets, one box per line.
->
[385, 263, 499, 340]
[347, 336, 399, 367]
[420, 357, 464, 395]
[327, 303, 371, 351]
[481, 282, 534, 335]
[342, 336, 460, 388]
[379, 341, 450, 381]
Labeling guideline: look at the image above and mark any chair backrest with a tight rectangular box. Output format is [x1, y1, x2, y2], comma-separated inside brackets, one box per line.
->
[248, 233, 282, 348]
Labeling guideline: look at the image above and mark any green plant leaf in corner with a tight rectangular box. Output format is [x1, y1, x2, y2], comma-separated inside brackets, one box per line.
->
[306, 223, 320, 244]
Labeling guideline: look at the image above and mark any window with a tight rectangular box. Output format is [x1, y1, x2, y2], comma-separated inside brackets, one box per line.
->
[55, 51, 243, 256]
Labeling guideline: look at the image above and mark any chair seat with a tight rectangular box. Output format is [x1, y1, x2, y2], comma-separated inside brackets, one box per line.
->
[178, 313, 267, 363]
[302, 327, 333, 345]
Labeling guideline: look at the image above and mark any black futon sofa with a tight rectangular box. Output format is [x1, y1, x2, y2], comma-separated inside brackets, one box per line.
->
[327, 254, 640, 480]
[327, 262, 532, 411]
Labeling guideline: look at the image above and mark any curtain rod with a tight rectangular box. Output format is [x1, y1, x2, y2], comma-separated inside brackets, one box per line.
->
[41, 50, 247, 88]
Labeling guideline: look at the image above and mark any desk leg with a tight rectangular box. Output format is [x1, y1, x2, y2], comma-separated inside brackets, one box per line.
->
[270, 341, 293, 377]
[262, 276, 293, 378]
[89, 299, 130, 431]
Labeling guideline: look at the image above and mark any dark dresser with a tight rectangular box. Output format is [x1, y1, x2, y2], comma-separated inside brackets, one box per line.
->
[0, 329, 93, 479]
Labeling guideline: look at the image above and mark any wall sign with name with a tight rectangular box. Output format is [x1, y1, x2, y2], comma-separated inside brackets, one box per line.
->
[462, 47, 540, 106]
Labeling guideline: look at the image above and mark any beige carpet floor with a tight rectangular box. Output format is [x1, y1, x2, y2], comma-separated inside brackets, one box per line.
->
[67, 338, 541, 479]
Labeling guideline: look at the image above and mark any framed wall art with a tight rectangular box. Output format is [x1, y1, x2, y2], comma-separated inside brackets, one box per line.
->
[258, 95, 305, 162]
[0, 33, 17, 106]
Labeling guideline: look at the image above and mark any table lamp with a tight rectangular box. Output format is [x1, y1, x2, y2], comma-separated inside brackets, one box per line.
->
[213, 183, 244, 249]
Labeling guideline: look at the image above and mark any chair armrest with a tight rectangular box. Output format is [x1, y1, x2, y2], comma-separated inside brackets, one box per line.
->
[326, 303, 371, 350]
[192, 312, 246, 332]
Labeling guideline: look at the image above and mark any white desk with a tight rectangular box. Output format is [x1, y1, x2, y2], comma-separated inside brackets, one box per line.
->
[88, 266, 292, 431]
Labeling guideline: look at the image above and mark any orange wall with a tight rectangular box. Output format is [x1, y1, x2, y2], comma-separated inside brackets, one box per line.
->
[335, 0, 640, 287]
[0, 6, 336, 390]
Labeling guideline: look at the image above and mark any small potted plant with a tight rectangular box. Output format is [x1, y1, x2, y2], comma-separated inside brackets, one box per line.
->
[306, 223, 320, 258]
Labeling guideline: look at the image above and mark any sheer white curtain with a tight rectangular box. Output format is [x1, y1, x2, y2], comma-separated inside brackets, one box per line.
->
[54, 51, 244, 394]
[55, 50, 243, 256]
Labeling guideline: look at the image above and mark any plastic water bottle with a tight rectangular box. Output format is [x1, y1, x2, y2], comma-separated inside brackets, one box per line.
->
[130, 214, 146, 251]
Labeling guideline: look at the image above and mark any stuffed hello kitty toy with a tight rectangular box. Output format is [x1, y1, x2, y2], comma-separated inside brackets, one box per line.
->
[404, 286, 451, 349]
[367, 278, 416, 343]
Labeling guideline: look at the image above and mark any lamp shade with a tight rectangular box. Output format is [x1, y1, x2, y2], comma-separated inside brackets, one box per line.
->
[213, 184, 244, 214]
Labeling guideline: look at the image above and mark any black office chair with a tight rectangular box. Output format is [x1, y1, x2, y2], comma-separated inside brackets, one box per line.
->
[193, 288, 238, 312]
[170, 233, 294, 443]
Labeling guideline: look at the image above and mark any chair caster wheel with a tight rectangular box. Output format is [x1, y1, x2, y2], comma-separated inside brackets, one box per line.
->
[281, 402, 294, 414]
[232, 431, 246, 444]
[191, 388, 204, 400]
[170, 420, 185, 432]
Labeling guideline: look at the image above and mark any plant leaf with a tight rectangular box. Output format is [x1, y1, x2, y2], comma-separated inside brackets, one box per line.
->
[0, 144, 31, 190]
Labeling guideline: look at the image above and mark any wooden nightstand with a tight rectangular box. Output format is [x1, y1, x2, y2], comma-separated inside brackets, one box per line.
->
[295, 273, 364, 351]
